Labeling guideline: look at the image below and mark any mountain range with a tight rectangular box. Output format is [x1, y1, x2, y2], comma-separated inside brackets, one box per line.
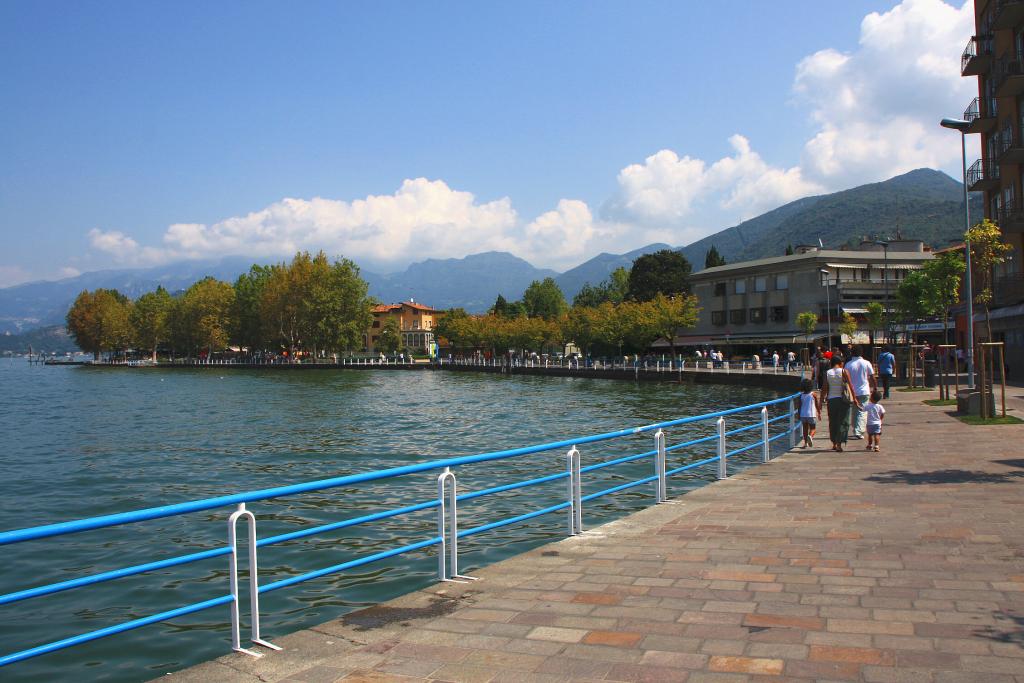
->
[0, 168, 979, 338]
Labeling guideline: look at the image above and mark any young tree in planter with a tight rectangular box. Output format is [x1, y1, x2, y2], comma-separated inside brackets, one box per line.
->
[965, 219, 1013, 342]
[864, 301, 885, 347]
[838, 311, 858, 342]
[919, 251, 964, 346]
[796, 311, 819, 346]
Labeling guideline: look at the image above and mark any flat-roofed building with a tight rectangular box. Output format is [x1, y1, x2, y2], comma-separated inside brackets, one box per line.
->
[364, 300, 437, 356]
[660, 243, 933, 353]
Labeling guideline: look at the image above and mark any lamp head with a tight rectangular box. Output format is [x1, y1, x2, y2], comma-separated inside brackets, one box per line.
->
[940, 118, 971, 132]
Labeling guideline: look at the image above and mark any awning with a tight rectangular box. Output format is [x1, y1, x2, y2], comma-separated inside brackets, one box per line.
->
[840, 307, 868, 314]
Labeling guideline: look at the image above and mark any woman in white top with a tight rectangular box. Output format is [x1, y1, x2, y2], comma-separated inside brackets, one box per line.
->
[825, 356, 861, 452]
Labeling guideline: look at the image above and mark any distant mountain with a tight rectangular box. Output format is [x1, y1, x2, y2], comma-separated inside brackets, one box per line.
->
[680, 169, 981, 268]
[366, 252, 557, 312]
[0, 325, 78, 354]
[554, 243, 671, 303]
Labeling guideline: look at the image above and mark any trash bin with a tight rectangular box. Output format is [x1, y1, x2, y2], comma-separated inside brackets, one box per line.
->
[923, 359, 937, 387]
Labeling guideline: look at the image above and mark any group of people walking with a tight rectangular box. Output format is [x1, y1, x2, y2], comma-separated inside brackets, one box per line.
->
[799, 344, 895, 453]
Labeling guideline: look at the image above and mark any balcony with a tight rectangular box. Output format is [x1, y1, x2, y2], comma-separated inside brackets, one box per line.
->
[995, 122, 1024, 164]
[994, 55, 1024, 98]
[968, 158, 1001, 191]
[964, 97, 998, 134]
[994, 273, 1024, 306]
[996, 199, 1024, 232]
[962, 35, 994, 76]
[993, 0, 1024, 29]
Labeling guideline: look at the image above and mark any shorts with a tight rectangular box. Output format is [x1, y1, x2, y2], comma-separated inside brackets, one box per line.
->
[801, 417, 816, 427]
[867, 424, 881, 435]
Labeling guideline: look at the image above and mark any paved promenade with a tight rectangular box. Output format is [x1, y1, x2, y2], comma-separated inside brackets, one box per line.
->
[167, 388, 1024, 683]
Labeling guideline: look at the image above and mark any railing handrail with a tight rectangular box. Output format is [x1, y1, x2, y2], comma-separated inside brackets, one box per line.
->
[0, 393, 798, 546]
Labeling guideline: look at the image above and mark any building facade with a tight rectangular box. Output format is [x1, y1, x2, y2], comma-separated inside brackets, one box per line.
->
[667, 244, 933, 352]
[962, 0, 1024, 371]
[364, 301, 437, 355]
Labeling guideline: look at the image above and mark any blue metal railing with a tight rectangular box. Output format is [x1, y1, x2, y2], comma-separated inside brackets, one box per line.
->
[0, 392, 801, 670]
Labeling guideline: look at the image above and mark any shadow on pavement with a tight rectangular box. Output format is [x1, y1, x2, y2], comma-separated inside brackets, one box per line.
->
[976, 611, 1024, 646]
[865, 469, 1024, 485]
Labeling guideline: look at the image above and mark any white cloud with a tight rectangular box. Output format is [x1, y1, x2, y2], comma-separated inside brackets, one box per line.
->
[58, 267, 81, 279]
[795, 0, 976, 185]
[0, 265, 32, 288]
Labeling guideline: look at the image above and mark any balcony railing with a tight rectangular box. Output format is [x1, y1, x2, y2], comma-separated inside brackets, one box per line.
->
[964, 97, 998, 134]
[993, 0, 1024, 30]
[962, 35, 994, 76]
[994, 54, 1024, 98]
[996, 199, 1024, 231]
[995, 122, 1024, 163]
[967, 158, 1001, 191]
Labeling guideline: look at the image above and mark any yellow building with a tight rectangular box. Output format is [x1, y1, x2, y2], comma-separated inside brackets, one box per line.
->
[364, 300, 437, 355]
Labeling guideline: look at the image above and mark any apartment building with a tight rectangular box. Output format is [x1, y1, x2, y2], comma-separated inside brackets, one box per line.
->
[962, 0, 1024, 370]
[364, 300, 437, 356]
[667, 244, 933, 351]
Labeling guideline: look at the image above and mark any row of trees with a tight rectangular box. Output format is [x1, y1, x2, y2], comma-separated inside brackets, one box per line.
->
[66, 251, 372, 360]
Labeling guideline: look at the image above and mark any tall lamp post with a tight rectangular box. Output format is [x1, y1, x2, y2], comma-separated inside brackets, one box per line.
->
[874, 241, 890, 344]
[820, 268, 833, 348]
[940, 117, 976, 389]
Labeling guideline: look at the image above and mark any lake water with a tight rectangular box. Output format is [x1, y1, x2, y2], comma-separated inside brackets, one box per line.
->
[0, 360, 784, 682]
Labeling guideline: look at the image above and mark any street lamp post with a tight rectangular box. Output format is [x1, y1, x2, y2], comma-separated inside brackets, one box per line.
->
[874, 241, 890, 344]
[940, 117, 976, 389]
[820, 268, 833, 348]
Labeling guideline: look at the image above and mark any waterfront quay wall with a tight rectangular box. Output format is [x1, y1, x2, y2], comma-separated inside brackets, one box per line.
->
[85, 360, 803, 392]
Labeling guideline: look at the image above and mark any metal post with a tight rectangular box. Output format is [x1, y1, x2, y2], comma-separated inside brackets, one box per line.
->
[716, 417, 727, 479]
[761, 406, 770, 463]
[960, 132, 976, 390]
[789, 397, 797, 448]
[654, 430, 667, 503]
[565, 447, 582, 535]
[227, 504, 280, 657]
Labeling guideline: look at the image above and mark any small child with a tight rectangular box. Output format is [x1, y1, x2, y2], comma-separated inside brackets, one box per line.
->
[799, 378, 820, 448]
[865, 390, 885, 452]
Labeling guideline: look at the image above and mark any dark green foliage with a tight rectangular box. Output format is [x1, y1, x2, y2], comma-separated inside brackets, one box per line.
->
[627, 250, 692, 301]
[704, 246, 726, 268]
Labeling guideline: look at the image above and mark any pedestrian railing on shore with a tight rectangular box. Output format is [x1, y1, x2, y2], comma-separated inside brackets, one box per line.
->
[0, 393, 800, 670]
[441, 357, 808, 376]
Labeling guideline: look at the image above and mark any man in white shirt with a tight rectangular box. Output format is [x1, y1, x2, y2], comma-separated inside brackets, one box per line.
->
[844, 345, 876, 439]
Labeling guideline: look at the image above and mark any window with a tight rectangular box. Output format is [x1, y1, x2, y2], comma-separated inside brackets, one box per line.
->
[372, 320, 380, 328]
[713, 282, 726, 297]
[730, 309, 746, 325]
[754, 276, 767, 292]
[771, 306, 788, 323]
[749, 307, 766, 324]
[711, 310, 726, 326]
[776, 274, 789, 290]
[734, 279, 746, 294]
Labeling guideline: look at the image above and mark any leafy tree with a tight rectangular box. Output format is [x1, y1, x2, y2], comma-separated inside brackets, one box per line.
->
[895, 271, 930, 343]
[919, 250, 964, 345]
[966, 219, 1013, 342]
[796, 311, 819, 344]
[572, 282, 607, 308]
[182, 277, 235, 356]
[303, 252, 372, 356]
[376, 317, 401, 355]
[864, 301, 885, 346]
[785, 244, 794, 256]
[232, 265, 273, 353]
[571, 267, 630, 308]
[704, 246, 727, 269]
[643, 293, 700, 359]
[434, 308, 469, 350]
[627, 250, 692, 301]
[561, 305, 601, 357]
[66, 288, 133, 360]
[522, 278, 567, 319]
[131, 286, 173, 361]
[838, 311, 858, 341]
[491, 294, 510, 317]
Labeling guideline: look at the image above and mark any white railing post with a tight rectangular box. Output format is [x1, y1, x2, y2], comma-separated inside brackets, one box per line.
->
[654, 429, 667, 503]
[227, 504, 280, 658]
[435, 467, 474, 581]
[717, 417, 727, 479]
[565, 446, 582, 535]
[789, 397, 797, 448]
[761, 406, 770, 463]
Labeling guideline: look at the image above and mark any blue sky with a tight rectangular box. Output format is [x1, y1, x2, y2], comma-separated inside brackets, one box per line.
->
[0, 1, 977, 285]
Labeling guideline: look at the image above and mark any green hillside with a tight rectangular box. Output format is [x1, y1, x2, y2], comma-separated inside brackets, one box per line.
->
[681, 169, 981, 267]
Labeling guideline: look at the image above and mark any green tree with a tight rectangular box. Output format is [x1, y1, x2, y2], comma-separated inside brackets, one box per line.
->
[796, 311, 819, 343]
[376, 317, 402, 355]
[131, 286, 173, 361]
[643, 293, 700, 360]
[895, 271, 930, 343]
[627, 250, 692, 301]
[704, 246, 727, 269]
[182, 277, 236, 357]
[434, 308, 469, 351]
[919, 250, 964, 345]
[864, 301, 885, 346]
[838, 311, 858, 342]
[571, 267, 630, 308]
[491, 294, 510, 317]
[785, 244, 795, 256]
[232, 265, 273, 353]
[966, 219, 1013, 342]
[303, 252, 372, 356]
[66, 288, 133, 360]
[522, 277, 567, 319]
[561, 305, 601, 357]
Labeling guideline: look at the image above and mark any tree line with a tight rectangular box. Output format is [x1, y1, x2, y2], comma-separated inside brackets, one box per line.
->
[435, 249, 700, 359]
[66, 251, 372, 360]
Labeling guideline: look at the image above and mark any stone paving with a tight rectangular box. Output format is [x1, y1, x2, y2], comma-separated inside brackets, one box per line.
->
[164, 387, 1024, 683]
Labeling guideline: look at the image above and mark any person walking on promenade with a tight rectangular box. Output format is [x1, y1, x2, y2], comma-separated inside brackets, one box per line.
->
[864, 390, 885, 452]
[844, 345, 876, 440]
[877, 345, 896, 399]
[799, 378, 820, 448]
[825, 356, 859, 452]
